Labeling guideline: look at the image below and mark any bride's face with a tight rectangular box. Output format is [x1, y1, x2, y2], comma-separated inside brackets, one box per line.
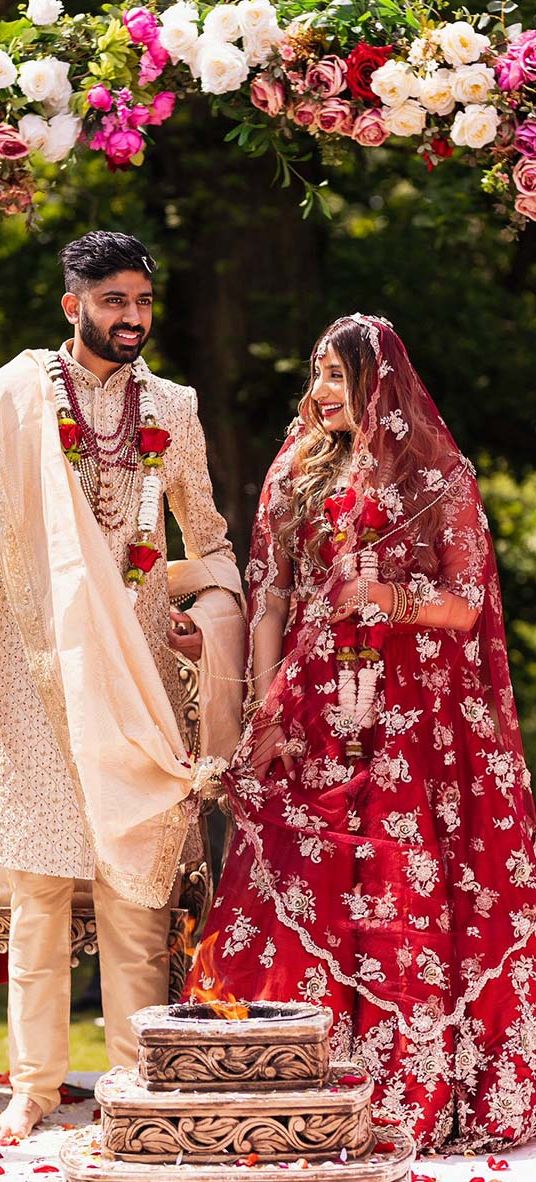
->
[311, 342, 352, 433]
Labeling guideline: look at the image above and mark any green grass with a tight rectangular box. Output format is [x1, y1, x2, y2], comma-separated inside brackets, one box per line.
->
[0, 960, 109, 1075]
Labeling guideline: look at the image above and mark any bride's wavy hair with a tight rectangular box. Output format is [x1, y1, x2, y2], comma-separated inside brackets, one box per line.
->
[278, 316, 450, 571]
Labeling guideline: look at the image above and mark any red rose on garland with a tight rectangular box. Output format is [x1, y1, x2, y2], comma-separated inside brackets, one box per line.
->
[58, 419, 83, 452]
[324, 485, 357, 530]
[360, 494, 388, 531]
[423, 136, 454, 171]
[346, 43, 393, 103]
[138, 426, 171, 455]
[128, 543, 162, 573]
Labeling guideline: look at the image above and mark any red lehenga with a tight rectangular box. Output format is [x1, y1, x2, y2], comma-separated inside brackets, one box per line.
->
[187, 316, 536, 1152]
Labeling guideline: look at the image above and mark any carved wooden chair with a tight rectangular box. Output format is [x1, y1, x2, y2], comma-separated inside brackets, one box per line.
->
[0, 653, 212, 1003]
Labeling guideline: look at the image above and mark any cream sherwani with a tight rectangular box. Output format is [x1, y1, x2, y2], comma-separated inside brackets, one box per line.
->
[0, 343, 244, 1112]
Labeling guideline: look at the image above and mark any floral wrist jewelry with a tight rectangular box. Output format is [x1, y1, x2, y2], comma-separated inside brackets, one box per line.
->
[335, 578, 369, 619]
[45, 352, 172, 605]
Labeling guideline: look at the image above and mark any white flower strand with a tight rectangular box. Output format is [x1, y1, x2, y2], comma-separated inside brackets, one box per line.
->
[138, 472, 161, 534]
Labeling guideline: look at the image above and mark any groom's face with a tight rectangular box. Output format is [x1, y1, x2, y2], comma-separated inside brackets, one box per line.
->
[66, 269, 153, 364]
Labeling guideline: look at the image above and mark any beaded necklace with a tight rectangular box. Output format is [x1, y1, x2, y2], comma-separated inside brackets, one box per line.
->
[44, 350, 172, 603]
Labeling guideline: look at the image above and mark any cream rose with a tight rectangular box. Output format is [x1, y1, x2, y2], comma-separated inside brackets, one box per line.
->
[0, 51, 17, 90]
[243, 24, 282, 67]
[451, 103, 498, 148]
[383, 98, 427, 137]
[18, 112, 49, 152]
[203, 4, 241, 43]
[160, 3, 199, 65]
[41, 112, 80, 161]
[237, 0, 277, 37]
[27, 0, 63, 24]
[18, 56, 70, 104]
[198, 41, 249, 93]
[418, 68, 455, 115]
[450, 63, 496, 104]
[42, 60, 72, 115]
[370, 60, 419, 108]
[438, 20, 489, 68]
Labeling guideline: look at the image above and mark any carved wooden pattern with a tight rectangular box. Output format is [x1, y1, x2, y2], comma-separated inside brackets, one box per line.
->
[139, 1039, 330, 1092]
[101, 1106, 371, 1164]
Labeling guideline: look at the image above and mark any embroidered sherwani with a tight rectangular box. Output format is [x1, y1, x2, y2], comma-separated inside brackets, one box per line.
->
[0, 342, 235, 880]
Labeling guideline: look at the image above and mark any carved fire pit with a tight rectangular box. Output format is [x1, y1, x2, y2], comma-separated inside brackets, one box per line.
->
[132, 1000, 331, 1092]
[97, 1062, 373, 1165]
[60, 1002, 415, 1181]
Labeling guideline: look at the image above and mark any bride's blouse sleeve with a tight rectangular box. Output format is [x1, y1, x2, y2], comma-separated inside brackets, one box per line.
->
[414, 465, 490, 632]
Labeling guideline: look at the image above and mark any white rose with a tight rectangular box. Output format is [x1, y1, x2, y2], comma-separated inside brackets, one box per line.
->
[26, 0, 63, 25]
[18, 56, 70, 103]
[237, 0, 277, 37]
[42, 112, 80, 161]
[383, 99, 427, 137]
[451, 103, 498, 148]
[203, 5, 242, 42]
[418, 68, 455, 115]
[450, 63, 496, 105]
[42, 60, 72, 114]
[18, 112, 49, 152]
[243, 22, 282, 66]
[370, 60, 419, 108]
[160, 3, 199, 65]
[418, 68, 454, 115]
[0, 51, 17, 89]
[197, 40, 249, 93]
[438, 20, 489, 68]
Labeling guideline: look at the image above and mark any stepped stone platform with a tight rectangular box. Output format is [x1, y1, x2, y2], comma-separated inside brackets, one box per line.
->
[60, 1001, 415, 1182]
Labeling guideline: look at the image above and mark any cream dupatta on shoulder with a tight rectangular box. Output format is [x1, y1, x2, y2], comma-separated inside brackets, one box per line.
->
[0, 350, 195, 907]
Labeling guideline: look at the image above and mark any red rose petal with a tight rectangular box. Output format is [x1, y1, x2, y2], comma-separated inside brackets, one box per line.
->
[338, 1072, 367, 1086]
[92, 1108, 101, 1121]
[33, 1168, 60, 1174]
[375, 1140, 395, 1152]
[0, 1137, 19, 1147]
[487, 1159, 509, 1171]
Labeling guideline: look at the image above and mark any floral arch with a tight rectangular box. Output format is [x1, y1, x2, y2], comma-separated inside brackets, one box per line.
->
[0, 0, 535, 225]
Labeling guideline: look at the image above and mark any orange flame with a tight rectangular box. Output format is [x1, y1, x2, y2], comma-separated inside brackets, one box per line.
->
[178, 918, 248, 1021]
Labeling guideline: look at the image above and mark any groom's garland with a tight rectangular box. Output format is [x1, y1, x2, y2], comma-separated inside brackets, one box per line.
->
[44, 350, 171, 603]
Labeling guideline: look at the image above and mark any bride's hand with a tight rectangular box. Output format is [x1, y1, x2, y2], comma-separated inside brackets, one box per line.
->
[333, 579, 394, 621]
[250, 722, 295, 781]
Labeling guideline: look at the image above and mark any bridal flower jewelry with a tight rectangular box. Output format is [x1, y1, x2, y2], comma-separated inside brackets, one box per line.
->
[45, 351, 171, 603]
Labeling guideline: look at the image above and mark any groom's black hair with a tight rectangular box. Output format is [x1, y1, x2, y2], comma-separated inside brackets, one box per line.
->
[59, 230, 157, 293]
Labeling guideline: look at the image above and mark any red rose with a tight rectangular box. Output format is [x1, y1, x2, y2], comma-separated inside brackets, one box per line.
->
[324, 486, 357, 529]
[138, 426, 171, 455]
[128, 543, 161, 573]
[346, 43, 393, 103]
[423, 136, 454, 171]
[59, 420, 83, 452]
[361, 495, 388, 531]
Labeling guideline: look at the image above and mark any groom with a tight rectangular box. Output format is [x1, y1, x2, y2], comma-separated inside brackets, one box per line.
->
[0, 231, 244, 1140]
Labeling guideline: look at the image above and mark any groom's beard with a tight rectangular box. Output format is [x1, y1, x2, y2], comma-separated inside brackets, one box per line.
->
[79, 307, 150, 364]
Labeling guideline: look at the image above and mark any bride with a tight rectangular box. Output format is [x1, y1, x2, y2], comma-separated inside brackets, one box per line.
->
[188, 314, 536, 1151]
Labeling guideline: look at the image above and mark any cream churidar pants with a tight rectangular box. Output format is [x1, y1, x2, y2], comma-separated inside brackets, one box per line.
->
[6, 868, 171, 1115]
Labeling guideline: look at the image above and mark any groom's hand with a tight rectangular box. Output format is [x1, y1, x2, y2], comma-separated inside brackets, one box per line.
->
[167, 609, 203, 662]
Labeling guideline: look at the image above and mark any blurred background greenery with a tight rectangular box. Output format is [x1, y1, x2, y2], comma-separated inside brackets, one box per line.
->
[0, 0, 534, 779]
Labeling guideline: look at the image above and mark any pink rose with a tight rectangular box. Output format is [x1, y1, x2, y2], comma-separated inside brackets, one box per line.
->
[317, 98, 353, 135]
[291, 99, 320, 130]
[0, 123, 29, 160]
[305, 55, 347, 99]
[250, 74, 285, 117]
[514, 119, 536, 158]
[513, 156, 536, 195]
[515, 192, 536, 220]
[139, 37, 169, 85]
[351, 108, 389, 147]
[520, 38, 536, 82]
[123, 6, 159, 45]
[128, 103, 151, 128]
[147, 91, 176, 125]
[87, 84, 113, 112]
[105, 127, 144, 166]
[495, 30, 536, 91]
